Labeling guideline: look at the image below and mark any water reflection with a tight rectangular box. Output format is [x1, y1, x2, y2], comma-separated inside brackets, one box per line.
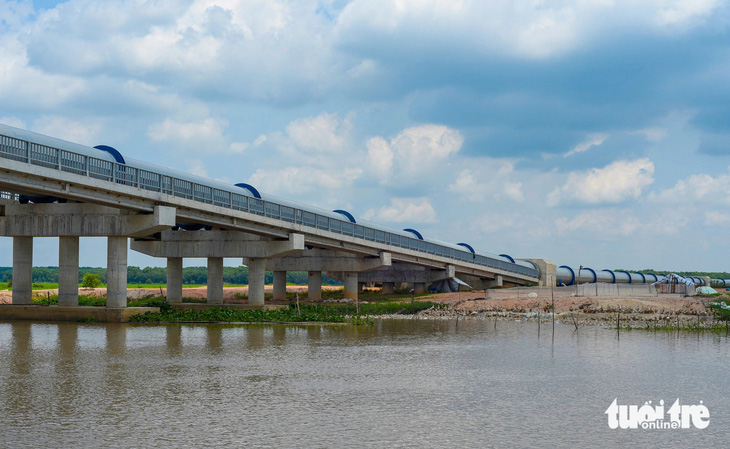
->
[0, 320, 727, 448]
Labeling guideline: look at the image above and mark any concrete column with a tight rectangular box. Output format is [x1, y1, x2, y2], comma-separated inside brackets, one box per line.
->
[381, 282, 395, 294]
[344, 272, 358, 300]
[58, 236, 79, 306]
[273, 271, 287, 301]
[106, 237, 128, 308]
[414, 282, 426, 294]
[358, 282, 365, 293]
[12, 237, 33, 305]
[166, 257, 183, 303]
[207, 257, 224, 304]
[308, 271, 322, 301]
[248, 258, 266, 306]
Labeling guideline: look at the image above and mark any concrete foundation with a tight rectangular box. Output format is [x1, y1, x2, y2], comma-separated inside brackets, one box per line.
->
[207, 257, 224, 304]
[381, 282, 395, 294]
[414, 282, 426, 294]
[12, 236, 33, 305]
[167, 257, 183, 303]
[58, 236, 79, 306]
[344, 272, 358, 300]
[248, 258, 266, 306]
[107, 237, 128, 308]
[273, 271, 287, 301]
[0, 305, 158, 322]
[308, 271, 322, 301]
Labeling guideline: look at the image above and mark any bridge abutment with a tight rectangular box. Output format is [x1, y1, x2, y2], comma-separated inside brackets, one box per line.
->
[58, 236, 80, 306]
[308, 271, 322, 301]
[248, 258, 266, 306]
[207, 257, 224, 304]
[273, 271, 287, 300]
[12, 236, 33, 305]
[166, 257, 183, 303]
[106, 237, 128, 308]
[344, 272, 358, 300]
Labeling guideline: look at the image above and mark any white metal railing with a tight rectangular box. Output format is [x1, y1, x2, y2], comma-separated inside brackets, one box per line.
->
[0, 132, 539, 278]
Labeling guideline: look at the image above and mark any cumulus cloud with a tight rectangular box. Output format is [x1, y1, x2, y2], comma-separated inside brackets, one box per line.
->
[147, 118, 247, 153]
[284, 112, 353, 154]
[653, 168, 730, 205]
[548, 159, 655, 206]
[363, 197, 437, 223]
[367, 124, 463, 183]
[248, 166, 363, 208]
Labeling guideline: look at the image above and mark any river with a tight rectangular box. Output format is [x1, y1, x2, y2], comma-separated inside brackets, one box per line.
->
[0, 318, 727, 448]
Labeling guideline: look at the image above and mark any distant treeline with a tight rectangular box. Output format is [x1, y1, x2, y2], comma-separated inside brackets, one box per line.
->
[615, 269, 730, 279]
[0, 267, 342, 286]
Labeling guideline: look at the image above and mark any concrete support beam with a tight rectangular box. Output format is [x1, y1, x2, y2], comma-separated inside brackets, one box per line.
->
[248, 258, 266, 306]
[207, 257, 224, 305]
[132, 230, 304, 259]
[106, 237, 128, 308]
[353, 263, 455, 284]
[413, 282, 426, 294]
[12, 236, 32, 305]
[167, 257, 183, 304]
[344, 272, 358, 301]
[263, 249, 391, 273]
[273, 271, 287, 301]
[519, 259, 556, 287]
[0, 203, 175, 238]
[381, 282, 395, 294]
[308, 271, 322, 301]
[58, 236, 79, 306]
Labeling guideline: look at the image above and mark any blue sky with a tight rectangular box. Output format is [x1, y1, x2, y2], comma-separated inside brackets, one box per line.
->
[1, 0, 729, 271]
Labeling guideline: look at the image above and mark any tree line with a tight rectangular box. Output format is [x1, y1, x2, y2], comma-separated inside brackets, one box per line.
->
[0, 266, 342, 286]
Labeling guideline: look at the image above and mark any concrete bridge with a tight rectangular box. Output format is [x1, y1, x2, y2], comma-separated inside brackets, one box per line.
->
[0, 123, 548, 311]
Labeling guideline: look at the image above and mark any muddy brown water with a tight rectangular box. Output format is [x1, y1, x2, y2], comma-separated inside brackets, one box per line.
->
[0, 319, 727, 448]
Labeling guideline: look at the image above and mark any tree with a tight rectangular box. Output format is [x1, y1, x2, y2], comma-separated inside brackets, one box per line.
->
[81, 273, 102, 288]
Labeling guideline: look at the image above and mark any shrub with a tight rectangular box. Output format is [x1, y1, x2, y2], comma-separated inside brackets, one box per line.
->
[81, 273, 102, 288]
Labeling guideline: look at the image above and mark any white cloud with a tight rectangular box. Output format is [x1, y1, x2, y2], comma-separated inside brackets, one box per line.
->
[363, 197, 437, 223]
[630, 127, 667, 142]
[0, 116, 26, 129]
[32, 116, 104, 146]
[503, 182, 524, 202]
[248, 166, 363, 208]
[368, 124, 463, 183]
[564, 133, 608, 157]
[147, 118, 247, 153]
[705, 211, 730, 226]
[653, 168, 730, 205]
[548, 158, 655, 205]
[285, 112, 352, 153]
[555, 210, 642, 236]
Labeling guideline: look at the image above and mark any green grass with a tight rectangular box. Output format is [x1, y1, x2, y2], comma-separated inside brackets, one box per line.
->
[130, 298, 442, 324]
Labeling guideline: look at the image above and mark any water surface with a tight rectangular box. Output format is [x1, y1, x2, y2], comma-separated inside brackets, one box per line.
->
[0, 319, 727, 448]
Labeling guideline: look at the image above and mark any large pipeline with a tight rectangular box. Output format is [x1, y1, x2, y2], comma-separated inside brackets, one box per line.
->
[556, 266, 730, 288]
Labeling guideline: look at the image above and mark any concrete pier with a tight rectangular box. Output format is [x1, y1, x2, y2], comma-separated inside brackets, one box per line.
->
[106, 237, 128, 308]
[308, 271, 322, 301]
[381, 282, 395, 294]
[58, 236, 79, 306]
[207, 257, 224, 304]
[344, 272, 358, 300]
[12, 236, 33, 305]
[166, 257, 183, 303]
[414, 282, 426, 294]
[248, 258, 266, 306]
[273, 271, 287, 301]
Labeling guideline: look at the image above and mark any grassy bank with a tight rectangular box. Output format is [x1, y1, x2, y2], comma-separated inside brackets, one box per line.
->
[130, 300, 441, 324]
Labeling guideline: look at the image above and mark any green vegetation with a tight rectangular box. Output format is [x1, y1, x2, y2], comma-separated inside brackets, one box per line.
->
[616, 268, 730, 279]
[130, 300, 441, 324]
[81, 273, 102, 288]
